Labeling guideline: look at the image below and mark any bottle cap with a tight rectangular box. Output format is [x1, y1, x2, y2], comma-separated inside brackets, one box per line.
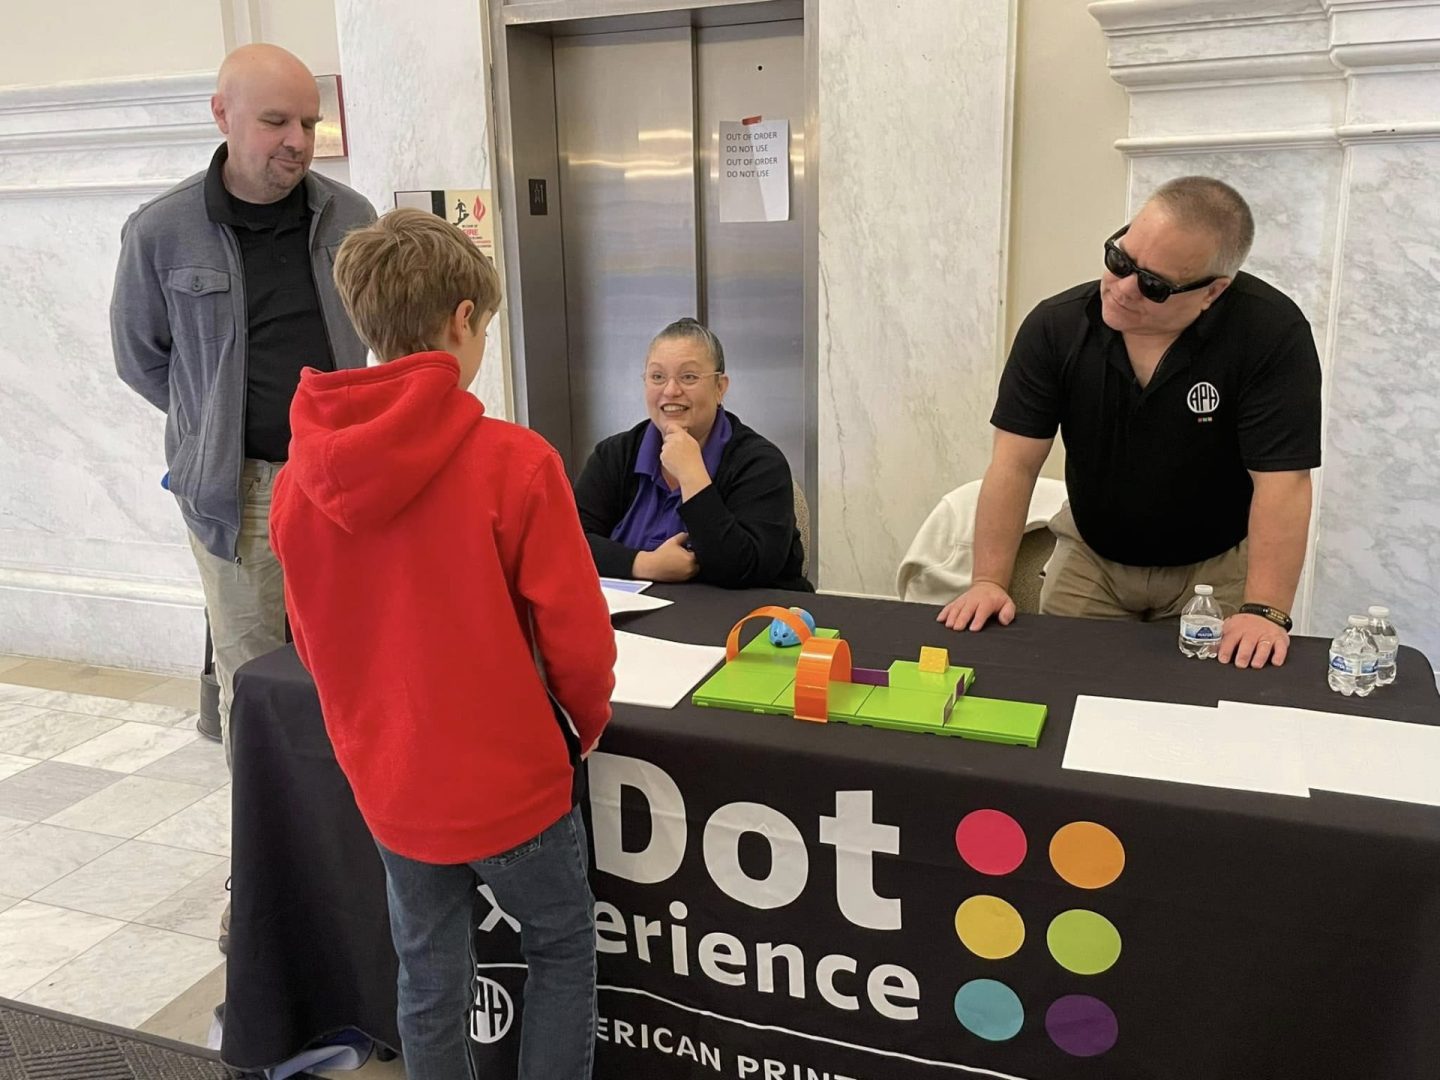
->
[1194, 584, 1213, 596]
[1348, 615, 1370, 628]
[1368, 605, 1390, 619]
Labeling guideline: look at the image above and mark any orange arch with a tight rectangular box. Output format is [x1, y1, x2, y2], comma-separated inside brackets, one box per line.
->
[724, 606, 814, 661]
[794, 637, 852, 723]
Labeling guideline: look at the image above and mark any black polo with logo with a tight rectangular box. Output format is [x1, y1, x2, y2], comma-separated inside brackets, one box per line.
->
[992, 272, 1322, 567]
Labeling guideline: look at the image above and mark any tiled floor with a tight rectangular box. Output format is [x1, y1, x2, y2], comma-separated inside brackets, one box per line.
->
[0, 654, 406, 1078]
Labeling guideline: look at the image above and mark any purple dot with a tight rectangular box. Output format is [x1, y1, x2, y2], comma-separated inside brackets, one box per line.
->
[1045, 995, 1118, 1057]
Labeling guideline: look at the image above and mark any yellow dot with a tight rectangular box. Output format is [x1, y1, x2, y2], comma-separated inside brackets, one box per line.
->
[954, 895, 1026, 960]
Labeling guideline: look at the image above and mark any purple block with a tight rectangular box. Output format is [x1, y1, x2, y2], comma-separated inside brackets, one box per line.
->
[851, 667, 889, 687]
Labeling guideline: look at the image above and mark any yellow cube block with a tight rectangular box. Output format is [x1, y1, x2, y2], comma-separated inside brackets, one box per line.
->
[917, 646, 950, 674]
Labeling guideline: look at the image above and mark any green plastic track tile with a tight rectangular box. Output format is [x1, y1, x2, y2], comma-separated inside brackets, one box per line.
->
[692, 663, 796, 714]
[775, 680, 875, 718]
[850, 686, 955, 731]
[887, 661, 975, 695]
[738, 626, 840, 666]
[947, 696, 1047, 747]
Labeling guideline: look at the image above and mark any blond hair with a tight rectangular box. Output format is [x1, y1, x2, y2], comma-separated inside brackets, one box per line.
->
[333, 207, 501, 361]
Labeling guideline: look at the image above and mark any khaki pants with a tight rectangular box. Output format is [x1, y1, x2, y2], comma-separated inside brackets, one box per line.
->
[187, 461, 287, 764]
[1039, 503, 1247, 621]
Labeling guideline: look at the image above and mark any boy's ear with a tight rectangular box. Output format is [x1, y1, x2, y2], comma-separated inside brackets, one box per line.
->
[453, 299, 476, 337]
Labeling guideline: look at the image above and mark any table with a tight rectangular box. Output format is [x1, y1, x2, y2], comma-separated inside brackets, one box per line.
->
[222, 586, 1440, 1080]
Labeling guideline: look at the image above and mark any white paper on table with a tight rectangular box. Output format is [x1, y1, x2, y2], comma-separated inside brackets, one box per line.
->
[611, 630, 725, 709]
[600, 577, 652, 594]
[1220, 700, 1440, 807]
[602, 586, 673, 617]
[1062, 695, 1309, 797]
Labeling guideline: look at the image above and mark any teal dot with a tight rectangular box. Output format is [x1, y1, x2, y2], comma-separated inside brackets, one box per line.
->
[953, 978, 1024, 1042]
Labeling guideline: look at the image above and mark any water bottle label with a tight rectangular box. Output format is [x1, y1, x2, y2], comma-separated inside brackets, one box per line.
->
[1360, 659, 1377, 674]
[1329, 654, 1352, 674]
[1329, 654, 1376, 675]
[1182, 624, 1219, 642]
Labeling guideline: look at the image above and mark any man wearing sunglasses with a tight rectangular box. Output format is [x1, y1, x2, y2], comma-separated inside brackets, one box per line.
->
[939, 177, 1320, 671]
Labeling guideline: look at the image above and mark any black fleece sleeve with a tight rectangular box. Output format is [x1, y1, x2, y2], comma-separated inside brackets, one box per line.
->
[679, 437, 797, 589]
[574, 437, 643, 579]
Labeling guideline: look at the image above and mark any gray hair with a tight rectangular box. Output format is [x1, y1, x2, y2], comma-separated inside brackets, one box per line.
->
[649, 317, 725, 373]
[1147, 176, 1255, 278]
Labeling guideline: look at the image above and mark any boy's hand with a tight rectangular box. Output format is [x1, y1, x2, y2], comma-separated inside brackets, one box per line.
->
[632, 533, 699, 582]
[658, 423, 708, 489]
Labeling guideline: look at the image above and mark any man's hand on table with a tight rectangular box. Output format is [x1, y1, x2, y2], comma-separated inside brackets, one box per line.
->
[1218, 612, 1290, 669]
[938, 580, 1016, 632]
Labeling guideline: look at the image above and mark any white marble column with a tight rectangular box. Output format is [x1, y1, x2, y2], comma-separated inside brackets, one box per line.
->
[334, 0, 509, 416]
[1092, 0, 1440, 668]
[816, 0, 1016, 595]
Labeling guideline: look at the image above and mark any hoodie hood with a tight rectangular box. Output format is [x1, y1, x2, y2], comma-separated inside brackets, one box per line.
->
[286, 351, 484, 532]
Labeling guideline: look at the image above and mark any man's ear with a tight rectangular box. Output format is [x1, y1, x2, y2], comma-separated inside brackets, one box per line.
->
[211, 94, 230, 135]
[1201, 277, 1233, 310]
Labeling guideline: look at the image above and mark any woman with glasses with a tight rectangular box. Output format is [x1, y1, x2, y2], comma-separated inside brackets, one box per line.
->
[574, 317, 811, 590]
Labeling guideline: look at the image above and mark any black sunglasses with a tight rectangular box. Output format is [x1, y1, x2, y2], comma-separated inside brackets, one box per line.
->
[1103, 226, 1219, 304]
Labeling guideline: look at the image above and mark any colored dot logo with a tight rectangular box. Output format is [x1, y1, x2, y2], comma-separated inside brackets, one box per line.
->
[954, 895, 1025, 960]
[955, 808, 1027, 875]
[950, 811, 1124, 1058]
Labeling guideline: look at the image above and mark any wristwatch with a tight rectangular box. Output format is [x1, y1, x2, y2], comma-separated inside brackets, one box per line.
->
[1239, 603, 1293, 632]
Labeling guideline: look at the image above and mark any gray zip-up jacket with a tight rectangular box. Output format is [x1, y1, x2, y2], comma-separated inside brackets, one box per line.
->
[111, 163, 376, 560]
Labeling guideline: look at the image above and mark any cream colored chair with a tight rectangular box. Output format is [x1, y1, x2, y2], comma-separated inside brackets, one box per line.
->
[896, 478, 1067, 613]
[792, 479, 812, 580]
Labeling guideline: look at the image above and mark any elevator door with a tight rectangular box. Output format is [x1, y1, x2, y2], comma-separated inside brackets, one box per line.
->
[550, 20, 806, 488]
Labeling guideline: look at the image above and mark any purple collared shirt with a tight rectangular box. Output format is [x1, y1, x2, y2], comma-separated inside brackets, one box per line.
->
[610, 409, 733, 552]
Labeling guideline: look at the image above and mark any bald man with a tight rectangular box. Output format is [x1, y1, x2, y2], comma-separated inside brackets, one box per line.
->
[111, 45, 375, 843]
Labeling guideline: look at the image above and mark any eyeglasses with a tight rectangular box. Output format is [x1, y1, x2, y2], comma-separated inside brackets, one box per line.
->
[644, 370, 722, 389]
[1103, 226, 1219, 304]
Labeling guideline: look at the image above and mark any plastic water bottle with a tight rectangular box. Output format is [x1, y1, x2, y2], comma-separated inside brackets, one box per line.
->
[1179, 584, 1224, 659]
[1328, 615, 1378, 697]
[1367, 605, 1398, 687]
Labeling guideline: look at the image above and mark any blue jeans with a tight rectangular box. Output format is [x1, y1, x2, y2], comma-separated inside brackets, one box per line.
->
[375, 806, 597, 1080]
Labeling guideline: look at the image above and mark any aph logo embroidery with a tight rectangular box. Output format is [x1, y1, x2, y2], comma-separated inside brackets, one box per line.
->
[1186, 381, 1220, 415]
[469, 975, 515, 1044]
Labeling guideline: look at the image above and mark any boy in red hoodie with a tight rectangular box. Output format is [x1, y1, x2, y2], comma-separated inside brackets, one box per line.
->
[269, 208, 616, 1080]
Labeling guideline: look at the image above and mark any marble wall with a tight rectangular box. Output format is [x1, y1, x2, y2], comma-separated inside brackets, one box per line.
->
[1093, 0, 1440, 669]
[334, 0, 508, 416]
[0, 74, 356, 672]
[815, 0, 1016, 595]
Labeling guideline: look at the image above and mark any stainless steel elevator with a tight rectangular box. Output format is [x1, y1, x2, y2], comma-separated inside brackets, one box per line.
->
[485, 0, 816, 548]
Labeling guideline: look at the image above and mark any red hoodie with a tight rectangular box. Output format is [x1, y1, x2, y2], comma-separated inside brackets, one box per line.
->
[269, 351, 616, 864]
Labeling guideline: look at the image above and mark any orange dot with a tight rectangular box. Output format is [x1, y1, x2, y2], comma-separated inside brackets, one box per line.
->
[1049, 822, 1125, 889]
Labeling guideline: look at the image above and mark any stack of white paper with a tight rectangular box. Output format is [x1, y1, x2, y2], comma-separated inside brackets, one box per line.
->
[602, 586, 673, 617]
[1219, 700, 1440, 808]
[1062, 696, 1309, 797]
[610, 630, 725, 709]
[1062, 695, 1440, 806]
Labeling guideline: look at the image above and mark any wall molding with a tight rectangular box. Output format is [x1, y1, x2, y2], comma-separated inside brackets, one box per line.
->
[0, 123, 216, 156]
[1116, 128, 1342, 154]
[0, 565, 202, 608]
[0, 73, 214, 116]
[0, 179, 183, 200]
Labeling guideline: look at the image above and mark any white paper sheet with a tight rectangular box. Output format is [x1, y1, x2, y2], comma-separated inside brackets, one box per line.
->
[611, 630, 725, 709]
[1219, 700, 1440, 807]
[600, 577, 651, 594]
[602, 586, 673, 617]
[1062, 695, 1309, 797]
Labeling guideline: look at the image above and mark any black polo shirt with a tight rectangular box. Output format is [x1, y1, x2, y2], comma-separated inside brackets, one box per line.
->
[204, 145, 333, 462]
[992, 273, 1322, 567]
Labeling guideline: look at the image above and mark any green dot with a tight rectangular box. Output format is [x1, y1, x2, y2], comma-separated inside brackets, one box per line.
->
[1047, 909, 1121, 975]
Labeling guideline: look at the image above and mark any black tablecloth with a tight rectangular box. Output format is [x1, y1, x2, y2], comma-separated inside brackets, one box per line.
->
[222, 587, 1440, 1080]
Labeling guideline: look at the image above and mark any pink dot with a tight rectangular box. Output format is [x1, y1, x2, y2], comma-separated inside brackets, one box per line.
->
[955, 809, 1027, 876]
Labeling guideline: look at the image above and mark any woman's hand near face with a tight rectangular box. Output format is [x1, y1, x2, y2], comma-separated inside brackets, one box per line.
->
[659, 422, 713, 500]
